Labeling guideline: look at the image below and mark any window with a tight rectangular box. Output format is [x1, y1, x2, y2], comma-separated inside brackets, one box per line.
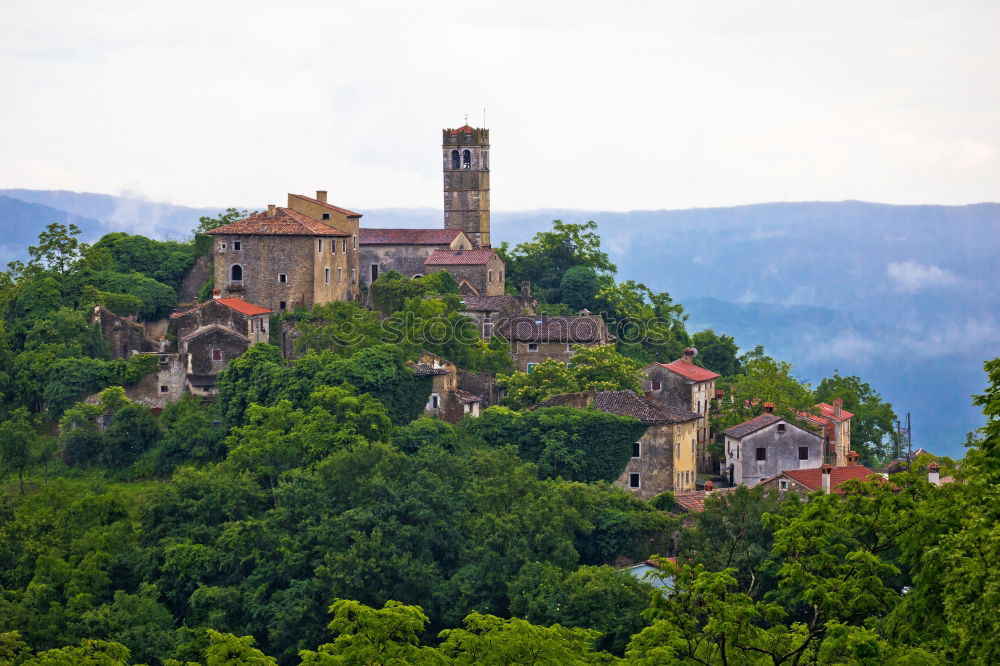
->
[279, 301, 286, 310]
[676, 445, 680, 459]
[779, 480, 789, 490]
[526, 363, 538, 374]
[482, 150, 488, 169]
[777, 423, 786, 434]
[462, 149, 471, 169]
[318, 239, 323, 253]
[431, 394, 439, 409]
[798, 446, 809, 461]
[697, 400, 701, 412]
[756, 447, 767, 462]
[220, 243, 227, 251]
[160, 385, 169, 393]
[691, 440, 695, 454]
[233, 240, 241, 251]
[322, 213, 330, 220]
[527, 343, 538, 352]
[412, 274, 423, 279]
[324, 267, 330, 284]
[278, 273, 287, 283]
[651, 380, 662, 391]
[629, 473, 640, 489]
[342, 239, 347, 252]
[352, 235, 357, 250]
[338, 268, 343, 283]
[371, 265, 379, 282]
[488, 270, 493, 283]
[230, 264, 243, 281]
[211, 349, 222, 361]
[451, 149, 460, 169]
[632, 442, 641, 459]
[351, 268, 356, 283]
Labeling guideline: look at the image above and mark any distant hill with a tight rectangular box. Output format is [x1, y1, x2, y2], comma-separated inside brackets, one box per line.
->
[1, 190, 997, 457]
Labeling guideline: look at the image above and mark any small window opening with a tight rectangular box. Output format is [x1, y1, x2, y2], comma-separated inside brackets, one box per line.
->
[160, 385, 169, 393]
[338, 268, 343, 283]
[756, 447, 767, 462]
[278, 273, 287, 283]
[462, 149, 471, 169]
[526, 363, 538, 374]
[318, 239, 323, 253]
[322, 213, 330, 220]
[212, 349, 222, 361]
[632, 442, 641, 459]
[651, 380, 662, 391]
[778, 423, 786, 434]
[371, 265, 379, 282]
[279, 301, 287, 310]
[798, 446, 809, 461]
[230, 264, 243, 281]
[324, 267, 330, 284]
[233, 241, 241, 251]
[451, 150, 460, 169]
[527, 343, 538, 352]
[629, 473, 640, 489]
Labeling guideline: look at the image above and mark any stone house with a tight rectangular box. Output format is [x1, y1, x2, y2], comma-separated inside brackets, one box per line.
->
[207, 191, 362, 313]
[409, 351, 483, 423]
[642, 348, 720, 473]
[91, 306, 164, 359]
[495, 312, 613, 374]
[168, 295, 271, 346]
[798, 399, 853, 467]
[360, 228, 473, 286]
[757, 453, 881, 495]
[423, 248, 505, 296]
[458, 293, 535, 338]
[537, 389, 701, 499]
[722, 411, 825, 487]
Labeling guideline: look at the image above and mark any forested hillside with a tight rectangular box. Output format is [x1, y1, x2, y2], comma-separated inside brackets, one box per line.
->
[0, 217, 997, 664]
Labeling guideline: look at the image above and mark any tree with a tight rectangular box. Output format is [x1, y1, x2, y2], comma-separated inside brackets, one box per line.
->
[195, 208, 253, 236]
[691, 329, 740, 377]
[594, 280, 689, 365]
[104, 403, 161, 466]
[89, 232, 198, 290]
[27, 222, 87, 277]
[0, 407, 37, 493]
[714, 352, 815, 433]
[216, 343, 285, 426]
[560, 266, 603, 312]
[815, 372, 897, 465]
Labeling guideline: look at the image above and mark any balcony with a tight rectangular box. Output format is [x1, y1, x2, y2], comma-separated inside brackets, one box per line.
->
[228, 280, 244, 291]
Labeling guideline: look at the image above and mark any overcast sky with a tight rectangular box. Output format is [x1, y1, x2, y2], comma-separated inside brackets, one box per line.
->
[2, 0, 998, 211]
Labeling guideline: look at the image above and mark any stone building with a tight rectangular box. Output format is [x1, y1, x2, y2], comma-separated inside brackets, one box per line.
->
[91, 306, 163, 359]
[423, 248, 505, 296]
[458, 286, 537, 338]
[409, 351, 482, 423]
[359, 228, 473, 285]
[538, 389, 701, 499]
[207, 191, 362, 313]
[496, 312, 613, 374]
[798, 399, 854, 466]
[443, 125, 490, 248]
[722, 411, 824, 487]
[757, 453, 880, 495]
[642, 348, 720, 473]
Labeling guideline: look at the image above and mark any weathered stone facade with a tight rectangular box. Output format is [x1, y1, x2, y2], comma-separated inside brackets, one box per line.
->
[123, 353, 188, 409]
[208, 191, 362, 314]
[798, 399, 854, 466]
[180, 325, 249, 379]
[723, 412, 824, 487]
[642, 352, 720, 474]
[91, 306, 162, 359]
[443, 125, 490, 248]
[360, 228, 473, 288]
[423, 249, 505, 297]
[168, 298, 270, 346]
[458, 292, 536, 338]
[537, 390, 700, 500]
[410, 352, 483, 424]
[497, 313, 613, 374]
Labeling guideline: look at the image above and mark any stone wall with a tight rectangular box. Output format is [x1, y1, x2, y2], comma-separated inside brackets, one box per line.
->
[215, 235, 315, 314]
[614, 420, 698, 499]
[91, 306, 158, 359]
[643, 365, 716, 473]
[426, 254, 505, 297]
[725, 420, 823, 486]
[510, 340, 602, 374]
[176, 253, 213, 306]
[123, 353, 187, 409]
[457, 369, 500, 407]
[181, 327, 249, 376]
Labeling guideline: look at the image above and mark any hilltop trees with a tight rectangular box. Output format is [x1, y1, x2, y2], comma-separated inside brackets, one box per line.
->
[816, 372, 897, 464]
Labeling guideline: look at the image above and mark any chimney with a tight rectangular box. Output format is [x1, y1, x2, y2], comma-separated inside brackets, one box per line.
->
[846, 450, 860, 466]
[833, 398, 843, 418]
[683, 347, 697, 363]
[763, 401, 775, 414]
[521, 281, 532, 298]
[703, 480, 715, 493]
[578, 308, 591, 316]
[821, 464, 833, 493]
[927, 461, 941, 486]
[316, 190, 328, 203]
[193, 296, 199, 306]
[267, 204, 276, 217]
[212, 288, 221, 300]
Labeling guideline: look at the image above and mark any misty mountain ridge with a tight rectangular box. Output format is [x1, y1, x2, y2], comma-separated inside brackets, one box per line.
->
[2, 189, 997, 457]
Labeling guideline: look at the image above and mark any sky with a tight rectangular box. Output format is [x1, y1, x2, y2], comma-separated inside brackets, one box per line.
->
[2, 0, 999, 211]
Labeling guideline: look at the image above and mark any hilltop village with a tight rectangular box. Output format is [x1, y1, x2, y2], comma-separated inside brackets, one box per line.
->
[0, 124, 993, 665]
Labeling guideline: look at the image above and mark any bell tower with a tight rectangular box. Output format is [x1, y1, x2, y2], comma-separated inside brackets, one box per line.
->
[443, 124, 490, 248]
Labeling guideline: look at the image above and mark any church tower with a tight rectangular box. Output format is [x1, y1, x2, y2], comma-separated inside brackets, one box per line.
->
[443, 124, 490, 248]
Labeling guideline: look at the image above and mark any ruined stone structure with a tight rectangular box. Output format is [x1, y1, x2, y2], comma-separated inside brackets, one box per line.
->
[458, 289, 537, 338]
[207, 191, 362, 313]
[423, 248, 505, 297]
[537, 390, 701, 499]
[722, 411, 824, 487]
[443, 125, 490, 248]
[91, 306, 163, 359]
[642, 348, 720, 473]
[496, 312, 613, 374]
[409, 351, 483, 423]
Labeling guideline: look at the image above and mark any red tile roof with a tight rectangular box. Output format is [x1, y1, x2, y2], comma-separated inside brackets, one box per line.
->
[424, 248, 498, 266]
[216, 298, 272, 316]
[779, 465, 881, 493]
[674, 487, 738, 512]
[207, 208, 350, 237]
[658, 359, 720, 382]
[360, 228, 464, 245]
[288, 193, 362, 218]
[817, 402, 854, 421]
[450, 124, 475, 134]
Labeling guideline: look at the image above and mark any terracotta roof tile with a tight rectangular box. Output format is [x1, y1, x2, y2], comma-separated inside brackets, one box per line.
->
[674, 487, 738, 512]
[424, 248, 498, 266]
[658, 359, 720, 382]
[215, 298, 272, 316]
[360, 228, 464, 245]
[409, 363, 449, 376]
[494, 315, 607, 343]
[778, 465, 882, 493]
[289, 193, 362, 218]
[451, 388, 482, 403]
[207, 208, 349, 237]
[723, 413, 781, 438]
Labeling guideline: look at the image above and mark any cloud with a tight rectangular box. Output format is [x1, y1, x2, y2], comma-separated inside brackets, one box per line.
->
[886, 261, 958, 293]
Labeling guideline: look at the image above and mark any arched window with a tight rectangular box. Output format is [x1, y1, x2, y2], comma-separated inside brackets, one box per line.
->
[462, 149, 471, 169]
[451, 150, 460, 169]
[230, 264, 243, 282]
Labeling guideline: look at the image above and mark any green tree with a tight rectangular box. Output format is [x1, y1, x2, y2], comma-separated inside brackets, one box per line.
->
[595, 280, 689, 365]
[89, 232, 198, 290]
[27, 222, 87, 277]
[216, 343, 285, 426]
[815, 372, 898, 465]
[714, 352, 815, 433]
[0, 407, 37, 493]
[691, 329, 740, 377]
[195, 208, 253, 235]
[560, 265, 604, 312]
[103, 403, 161, 467]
